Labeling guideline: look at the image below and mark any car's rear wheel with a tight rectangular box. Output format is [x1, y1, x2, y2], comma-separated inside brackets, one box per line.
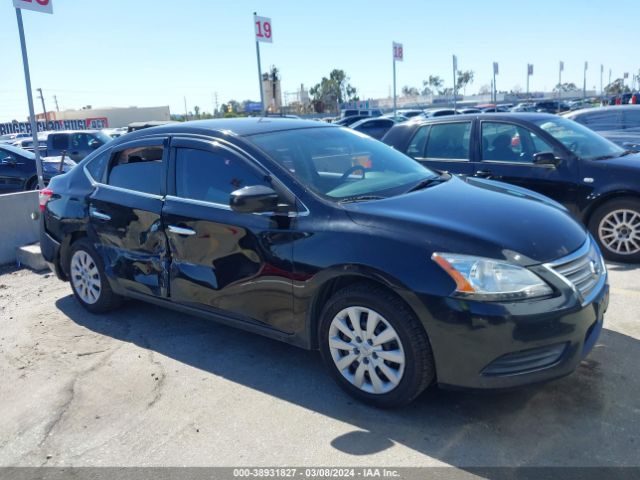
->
[589, 198, 640, 263]
[318, 282, 435, 408]
[25, 176, 38, 191]
[68, 239, 122, 313]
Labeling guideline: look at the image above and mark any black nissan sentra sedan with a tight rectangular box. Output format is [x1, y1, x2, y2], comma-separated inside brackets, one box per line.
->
[40, 119, 608, 407]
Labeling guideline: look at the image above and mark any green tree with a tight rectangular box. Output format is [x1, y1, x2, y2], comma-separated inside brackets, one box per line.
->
[553, 82, 579, 93]
[422, 75, 444, 95]
[401, 86, 420, 97]
[604, 79, 631, 95]
[310, 69, 359, 112]
[193, 106, 201, 119]
[456, 70, 474, 94]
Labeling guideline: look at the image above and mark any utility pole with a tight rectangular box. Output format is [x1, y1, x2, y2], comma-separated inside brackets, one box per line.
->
[36, 88, 48, 125]
[53, 95, 59, 112]
[214, 91, 219, 116]
[583, 62, 588, 101]
[184, 96, 188, 122]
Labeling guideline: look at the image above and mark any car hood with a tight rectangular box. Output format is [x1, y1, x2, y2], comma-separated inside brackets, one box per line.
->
[344, 175, 587, 265]
[595, 151, 640, 168]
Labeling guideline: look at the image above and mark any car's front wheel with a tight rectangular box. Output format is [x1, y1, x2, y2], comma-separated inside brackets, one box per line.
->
[68, 239, 122, 313]
[318, 282, 435, 408]
[589, 198, 640, 263]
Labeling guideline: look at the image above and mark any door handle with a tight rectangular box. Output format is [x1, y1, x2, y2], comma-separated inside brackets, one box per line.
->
[167, 225, 196, 236]
[474, 170, 493, 178]
[89, 207, 111, 221]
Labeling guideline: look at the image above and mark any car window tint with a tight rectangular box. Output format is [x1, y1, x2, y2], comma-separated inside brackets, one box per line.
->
[623, 110, 640, 127]
[108, 145, 163, 195]
[175, 147, 268, 205]
[425, 122, 471, 159]
[482, 122, 554, 163]
[85, 149, 110, 182]
[407, 126, 429, 158]
[50, 135, 68, 150]
[580, 111, 621, 130]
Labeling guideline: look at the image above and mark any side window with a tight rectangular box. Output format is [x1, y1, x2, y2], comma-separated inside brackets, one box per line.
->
[175, 148, 269, 205]
[50, 135, 69, 150]
[85, 149, 111, 182]
[406, 126, 429, 158]
[107, 145, 164, 195]
[482, 122, 554, 163]
[482, 122, 521, 162]
[623, 110, 640, 128]
[581, 111, 621, 130]
[425, 122, 471, 160]
[0, 150, 17, 164]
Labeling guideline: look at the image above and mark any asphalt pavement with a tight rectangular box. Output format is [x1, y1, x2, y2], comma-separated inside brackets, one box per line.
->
[0, 262, 638, 468]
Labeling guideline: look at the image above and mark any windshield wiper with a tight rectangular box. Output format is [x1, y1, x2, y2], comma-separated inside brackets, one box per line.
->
[405, 174, 448, 193]
[338, 195, 385, 204]
[619, 149, 638, 157]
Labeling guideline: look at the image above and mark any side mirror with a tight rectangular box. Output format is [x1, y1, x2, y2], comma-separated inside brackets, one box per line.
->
[230, 185, 280, 214]
[533, 152, 559, 167]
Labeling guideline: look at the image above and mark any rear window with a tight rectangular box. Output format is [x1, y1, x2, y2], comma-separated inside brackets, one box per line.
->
[85, 150, 110, 182]
[107, 146, 164, 195]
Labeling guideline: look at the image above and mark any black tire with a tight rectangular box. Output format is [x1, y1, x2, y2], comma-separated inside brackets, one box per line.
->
[588, 198, 640, 263]
[68, 238, 122, 313]
[318, 282, 435, 408]
[25, 176, 38, 191]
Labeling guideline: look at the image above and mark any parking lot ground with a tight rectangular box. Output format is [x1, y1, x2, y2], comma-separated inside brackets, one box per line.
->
[0, 262, 639, 468]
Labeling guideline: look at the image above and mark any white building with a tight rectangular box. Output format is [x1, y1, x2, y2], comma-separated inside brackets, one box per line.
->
[38, 106, 171, 128]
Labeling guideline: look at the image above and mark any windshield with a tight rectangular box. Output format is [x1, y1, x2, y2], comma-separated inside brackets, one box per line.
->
[250, 127, 437, 201]
[93, 131, 114, 144]
[533, 116, 625, 160]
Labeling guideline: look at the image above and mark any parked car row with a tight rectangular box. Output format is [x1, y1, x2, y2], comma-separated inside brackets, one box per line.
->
[41, 117, 609, 407]
[382, 112, 640, 262]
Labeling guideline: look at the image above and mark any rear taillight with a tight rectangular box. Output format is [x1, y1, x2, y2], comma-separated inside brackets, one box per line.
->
[39, 188, 53, 212]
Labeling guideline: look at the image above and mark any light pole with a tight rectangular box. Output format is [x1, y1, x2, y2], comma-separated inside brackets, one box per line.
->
[15, 8, 44, 190]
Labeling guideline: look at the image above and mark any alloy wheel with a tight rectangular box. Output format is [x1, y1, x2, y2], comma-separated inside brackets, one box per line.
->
[598, 209, 640, 255]
[328, 306, 405, 394]
[70, 250, 102, 304]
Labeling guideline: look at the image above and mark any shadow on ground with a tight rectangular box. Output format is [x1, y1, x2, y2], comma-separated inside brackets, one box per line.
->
[56, 295, 640, 467]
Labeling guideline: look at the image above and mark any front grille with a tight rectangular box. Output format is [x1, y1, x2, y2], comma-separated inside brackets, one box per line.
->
[548, 240, 606, 303]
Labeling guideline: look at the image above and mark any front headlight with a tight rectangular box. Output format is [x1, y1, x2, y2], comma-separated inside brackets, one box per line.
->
[432, 253, 553, 301]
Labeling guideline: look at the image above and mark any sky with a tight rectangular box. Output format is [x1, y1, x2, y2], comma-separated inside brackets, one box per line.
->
[1, 0, 639, 122]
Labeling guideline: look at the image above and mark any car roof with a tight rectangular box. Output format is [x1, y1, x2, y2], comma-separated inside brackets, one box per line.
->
[351, 117, 395, 127]
[411, 112, 559, 124]
[564, 105, 640, 117]
[110, 118, 334, 144]
[48, 130, 101, 135]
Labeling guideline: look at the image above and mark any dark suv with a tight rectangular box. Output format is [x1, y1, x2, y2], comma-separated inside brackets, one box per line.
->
[383, 113, 640, 263]
[46, 130, 112, 162]
[40, 119, 608, 407]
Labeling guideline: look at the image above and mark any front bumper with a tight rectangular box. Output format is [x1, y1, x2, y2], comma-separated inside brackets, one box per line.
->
[423, 280, 609, 390]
